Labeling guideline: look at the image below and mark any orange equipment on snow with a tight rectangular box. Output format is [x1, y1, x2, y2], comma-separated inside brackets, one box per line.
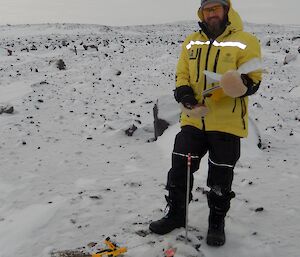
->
[91, 237, 127, 257]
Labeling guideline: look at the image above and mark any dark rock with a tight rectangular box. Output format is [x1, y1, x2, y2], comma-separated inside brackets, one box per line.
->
[255, 207, 264, 212]
[31, 45, 37, 51]
[61, 40, 68, 47]
[135, 230, 150, 237]
[0, 104, 14, 114]
[284, 53, 297, 65]
[57, 59, 66, 70]
[89, 195, 102, 200]
[125, 124, 137, 136]
[153, 102, 169, 140]
[87, 242, 97, 248]
[83, 44, 98, 51]
[50, 250, 90, 257]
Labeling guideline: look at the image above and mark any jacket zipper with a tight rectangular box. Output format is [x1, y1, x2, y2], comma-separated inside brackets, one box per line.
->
[203, 40, 214, 91]
[202, 39, 214, 131]
[213, 49, 220, 72]
[196, 48, 202, 82]
[240, 98, 246, 129]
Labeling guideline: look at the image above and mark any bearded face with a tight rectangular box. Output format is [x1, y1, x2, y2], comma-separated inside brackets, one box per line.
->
[202, 3, 228, 38]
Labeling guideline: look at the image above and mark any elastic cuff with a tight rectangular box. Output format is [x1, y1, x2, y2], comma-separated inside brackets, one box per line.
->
[174, 85, 194, 103]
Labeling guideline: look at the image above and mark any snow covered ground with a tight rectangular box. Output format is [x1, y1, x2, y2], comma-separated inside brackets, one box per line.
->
[0, 22, 300, 257]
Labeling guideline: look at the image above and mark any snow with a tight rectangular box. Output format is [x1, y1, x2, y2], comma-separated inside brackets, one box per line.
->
[0, 21, 300, 257]
[0, 81, 32, 102]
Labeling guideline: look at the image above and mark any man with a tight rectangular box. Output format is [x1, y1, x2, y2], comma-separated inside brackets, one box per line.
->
[149, 0, 262, 247]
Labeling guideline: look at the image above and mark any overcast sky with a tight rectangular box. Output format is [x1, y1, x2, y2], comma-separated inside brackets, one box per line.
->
[0, 0, 298, 26]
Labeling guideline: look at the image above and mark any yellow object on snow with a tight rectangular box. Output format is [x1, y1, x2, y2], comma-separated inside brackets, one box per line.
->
[92, 237, 127, 257]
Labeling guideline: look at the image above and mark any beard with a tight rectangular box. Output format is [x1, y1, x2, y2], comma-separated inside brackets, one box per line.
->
[205, 16, 227, 38]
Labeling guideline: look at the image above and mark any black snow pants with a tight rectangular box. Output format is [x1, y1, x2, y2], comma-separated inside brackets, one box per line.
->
[166, 125, 240, 216]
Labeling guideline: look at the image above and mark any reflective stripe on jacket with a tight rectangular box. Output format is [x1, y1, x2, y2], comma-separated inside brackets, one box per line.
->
[176, 0, 262, 137]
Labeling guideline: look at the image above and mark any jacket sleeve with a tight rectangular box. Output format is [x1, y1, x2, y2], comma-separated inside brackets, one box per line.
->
[175, 39, 191, 88]
[237, 35, 262, 96]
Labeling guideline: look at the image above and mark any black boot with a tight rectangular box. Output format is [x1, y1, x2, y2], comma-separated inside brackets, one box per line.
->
[149, 196, 185, 235]
[206, 189, 235, 246]
[206, 211, 225, 246]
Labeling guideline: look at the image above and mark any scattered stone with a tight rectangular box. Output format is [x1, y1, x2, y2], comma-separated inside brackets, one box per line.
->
[125, 124, 137, 136]
[83, 44, 98, 51]
[255, 207, 264, 212]
[153, 102, 169, 140]
[124, 181, 142, 187]
[135, 229, 150, 237]
[31, 45, 37, 50]
[87, 242, 97, 248]
[57, 59, 66, 70]
[89, 195, 102, 200]
[50, 250, 90, 257]
[61, 40, 68, 47]
[21, 47, 29, 52]
[0, 104, 14, 114]
[253, 102, 263, 108]
[283, 53, 297, 65]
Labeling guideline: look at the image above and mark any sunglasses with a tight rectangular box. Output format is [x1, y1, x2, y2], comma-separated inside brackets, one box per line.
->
[202, 5, 223, 15]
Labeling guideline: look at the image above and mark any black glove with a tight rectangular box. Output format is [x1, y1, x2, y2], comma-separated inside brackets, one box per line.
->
[181, 95, 198, 109]
[174, 85, 198, 109]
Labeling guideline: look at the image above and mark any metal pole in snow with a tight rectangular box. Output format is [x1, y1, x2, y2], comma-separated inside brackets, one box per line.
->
[185, 153, 192, 244]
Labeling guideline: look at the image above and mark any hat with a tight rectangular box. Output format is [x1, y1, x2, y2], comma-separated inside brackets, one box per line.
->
[200, 0, 229, 8]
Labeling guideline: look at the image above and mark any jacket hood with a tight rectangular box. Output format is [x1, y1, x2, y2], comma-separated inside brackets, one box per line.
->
[197, 0, 243, 33]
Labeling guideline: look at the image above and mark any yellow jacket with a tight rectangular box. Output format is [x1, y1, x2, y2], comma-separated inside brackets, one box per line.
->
[176, 0, 262, 137]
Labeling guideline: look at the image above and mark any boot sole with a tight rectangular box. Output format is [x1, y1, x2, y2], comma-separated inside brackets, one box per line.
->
[206, 240, 225, 246]
[149, 224, 184, 235]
